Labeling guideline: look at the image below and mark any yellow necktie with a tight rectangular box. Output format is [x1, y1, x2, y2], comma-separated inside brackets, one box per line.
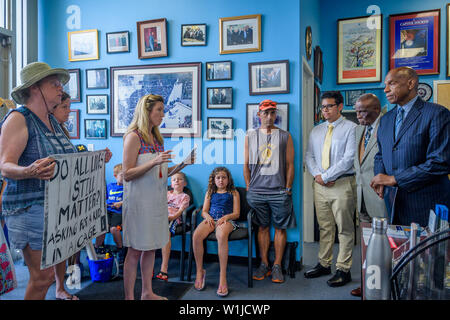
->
[321, 124, 333, 170]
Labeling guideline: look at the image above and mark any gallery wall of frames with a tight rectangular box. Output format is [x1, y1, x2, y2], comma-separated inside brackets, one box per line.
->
[38, 0, 302, 256]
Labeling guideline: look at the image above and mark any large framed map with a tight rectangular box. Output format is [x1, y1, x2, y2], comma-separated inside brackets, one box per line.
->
[337, 15, 382, 84]
[110, 62, 202, 137]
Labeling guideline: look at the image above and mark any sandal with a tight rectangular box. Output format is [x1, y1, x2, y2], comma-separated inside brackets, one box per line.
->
[216, 285, 229, 297]
[156, 271, 169, 281]
[56, 294, 79, 300]
[194, 269, 206, 291]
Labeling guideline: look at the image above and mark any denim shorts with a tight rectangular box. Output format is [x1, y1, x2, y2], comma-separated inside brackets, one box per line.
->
[4, 204, 45, 251]
[247, 191, 296, 229]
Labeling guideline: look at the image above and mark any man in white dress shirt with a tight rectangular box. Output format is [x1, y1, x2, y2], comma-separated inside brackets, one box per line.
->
[304, 91, 357, 287]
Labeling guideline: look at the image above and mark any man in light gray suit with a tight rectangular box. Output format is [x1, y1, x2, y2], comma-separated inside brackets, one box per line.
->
[351, 93, 388, 297]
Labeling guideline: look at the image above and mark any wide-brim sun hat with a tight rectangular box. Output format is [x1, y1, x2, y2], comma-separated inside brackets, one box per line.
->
[11, 62, 70, 105]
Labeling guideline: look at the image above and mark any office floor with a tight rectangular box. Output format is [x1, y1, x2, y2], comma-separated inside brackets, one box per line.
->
[1, 242, 361, 300]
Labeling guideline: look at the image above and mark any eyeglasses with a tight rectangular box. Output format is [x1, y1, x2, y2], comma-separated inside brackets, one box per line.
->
[321, 104, 337, 110]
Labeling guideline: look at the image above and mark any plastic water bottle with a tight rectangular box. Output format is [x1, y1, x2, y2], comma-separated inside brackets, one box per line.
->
[364, 217, 392, 300]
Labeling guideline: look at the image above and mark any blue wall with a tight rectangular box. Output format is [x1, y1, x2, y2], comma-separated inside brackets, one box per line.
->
[318, 0, 449, 110]
[38, 0, 302, 259]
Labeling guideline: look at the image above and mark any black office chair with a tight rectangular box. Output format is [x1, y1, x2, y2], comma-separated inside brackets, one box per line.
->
[186, 187, 254, 288]
[167, 186, 196, 281]
[390, 228, 450, 300]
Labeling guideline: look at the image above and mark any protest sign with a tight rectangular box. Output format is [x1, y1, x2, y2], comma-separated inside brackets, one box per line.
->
[41, 150, 108, 269]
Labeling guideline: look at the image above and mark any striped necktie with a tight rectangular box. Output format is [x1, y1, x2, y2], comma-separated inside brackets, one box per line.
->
[395, 107, 404, 140]
[321, 124, 333, 170]
[364, 125, 373, 149]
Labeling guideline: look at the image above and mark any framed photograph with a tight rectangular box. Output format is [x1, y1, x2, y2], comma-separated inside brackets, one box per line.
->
[246, 103, 289, 131]
[248, 60, 289, 95]
[65, 109, 80, 139]
[219, 14, 261, 54]
[448, 4, 450, 77]
[63, 69, 81, 103]
[417, 82, 433, 101]
[137, 18, 167, 59]
[207, 117, 233, 139]
[432, 80, 450, 109]
[86, 68, 108, 89]
[181, 24, 206, 46]
[207, 87, 232, 109]
[314, 46, 323, 84]
[86, 94, 108, 114]
[345, 90, 366, 107]
[337, 15, 382, 84]
[110, 62, 201, 137]
[389, 9, 440, 75]
[314, 83, 321, 125]
[68, 29, 99, 62]
[206, 60, 232, 81]
[106, 31, 130, 53]
[85, 119, 107, 139]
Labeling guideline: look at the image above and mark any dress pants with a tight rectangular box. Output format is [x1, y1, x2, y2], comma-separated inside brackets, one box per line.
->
[313, 176, 356, 272]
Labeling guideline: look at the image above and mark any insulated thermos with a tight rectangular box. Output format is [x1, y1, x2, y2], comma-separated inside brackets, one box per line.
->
[364, 217, 392, 300]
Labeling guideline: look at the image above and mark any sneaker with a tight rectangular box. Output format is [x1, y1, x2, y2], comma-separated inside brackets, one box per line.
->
[253, 263, 271, 280]
[271, 264, 284, 283]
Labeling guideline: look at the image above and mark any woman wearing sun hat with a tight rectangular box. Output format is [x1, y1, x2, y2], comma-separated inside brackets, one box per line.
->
[0, 62, 82, 299]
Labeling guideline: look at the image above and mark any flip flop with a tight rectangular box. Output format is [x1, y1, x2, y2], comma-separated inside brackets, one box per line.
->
[194, 269, 206, 291]
[56, 294, 79, 300]
[216, 285, 229, 297]
[156, 271, 169, 281]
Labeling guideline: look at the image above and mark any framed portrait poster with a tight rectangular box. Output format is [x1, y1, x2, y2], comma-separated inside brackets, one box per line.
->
[137, 18, 168, 59]
[389, 9, 440, 75]
[206, 60, 232, 80]
[68, 29, 99, 62]
[207, 87, 232, 109]
[110, 62, 201, 137]
[86, 94, 108, 114]
[63, 69, 81, 103]
[181, 24, 206, 46]
[86, 68, 108, 89]
[219, 14, 261, 54]
[207, 117, 233, 139]
[85, 119, 107, 139]
[106, 31, 130, 53]
[337, 15, 382, 84]
[246, 103, 289, 131]
[65, 109, 80, 139]
[248, 60, 289, 95]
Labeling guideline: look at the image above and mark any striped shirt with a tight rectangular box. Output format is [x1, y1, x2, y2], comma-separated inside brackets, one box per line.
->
[0, 107, 77, 215]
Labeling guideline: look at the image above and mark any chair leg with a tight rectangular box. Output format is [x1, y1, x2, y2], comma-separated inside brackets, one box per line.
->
[180, 233, 185, 281]
[187, 233, 193, 282]
[248, 231, 253, 288]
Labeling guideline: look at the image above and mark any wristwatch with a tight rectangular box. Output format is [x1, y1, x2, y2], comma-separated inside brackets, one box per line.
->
[285, 187, 292, 194]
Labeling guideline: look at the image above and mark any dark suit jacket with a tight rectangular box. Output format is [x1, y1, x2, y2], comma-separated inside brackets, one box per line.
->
[374, 97, 450, 227]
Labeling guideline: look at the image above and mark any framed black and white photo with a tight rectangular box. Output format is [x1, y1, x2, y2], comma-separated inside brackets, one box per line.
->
[345, 90, 366, 107]
[248, 60, 289, 95]
[86, 94, 108, 114]
[68, 29, 99, 62]
[207, 87, 232, 109]
[63, 69, 81, 103]
[181, 24, 206, 46]
[106, 31, 130, 53]
[206, 60, 232, 81]
[110, 62, 201, 137]
[86, 68, 108, 89]
[65, 109, 80, 139]
[246, 102, 289, 131]
[207, 117, 233, 139]
[85, 119, 107, 139]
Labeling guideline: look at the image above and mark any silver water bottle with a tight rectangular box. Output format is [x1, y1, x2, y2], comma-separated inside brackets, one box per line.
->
[364, 217, 392, 300]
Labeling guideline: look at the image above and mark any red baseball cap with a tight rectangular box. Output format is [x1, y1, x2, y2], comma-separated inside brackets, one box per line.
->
[258, 99, 277, 111]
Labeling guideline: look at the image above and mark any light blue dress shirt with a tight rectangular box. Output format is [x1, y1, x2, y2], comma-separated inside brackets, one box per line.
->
[305, 116, 357, 184]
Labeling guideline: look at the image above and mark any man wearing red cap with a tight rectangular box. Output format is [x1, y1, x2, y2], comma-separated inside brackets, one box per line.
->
[244, 99, 295, 284]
